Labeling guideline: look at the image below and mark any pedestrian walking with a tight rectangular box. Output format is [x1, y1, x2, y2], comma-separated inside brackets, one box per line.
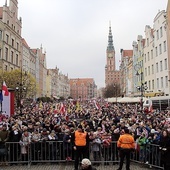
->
[117, 128, 135, 170]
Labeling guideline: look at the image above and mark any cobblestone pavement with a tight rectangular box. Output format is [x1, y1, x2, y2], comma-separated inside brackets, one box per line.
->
[0, 162, 155, 170]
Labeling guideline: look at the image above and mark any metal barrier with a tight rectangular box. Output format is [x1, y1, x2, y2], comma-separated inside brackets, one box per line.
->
[0, 141, 164, 169]
[131, 143, 163, 169]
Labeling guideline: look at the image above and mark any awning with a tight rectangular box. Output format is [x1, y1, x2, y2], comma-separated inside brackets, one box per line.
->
[144, 92, 164, 97]
[144, 93, 156, 97]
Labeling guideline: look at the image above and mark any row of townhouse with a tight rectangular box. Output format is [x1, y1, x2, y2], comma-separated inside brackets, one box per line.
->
[120, 2, 170, 98]
[0, 0, 70, 99]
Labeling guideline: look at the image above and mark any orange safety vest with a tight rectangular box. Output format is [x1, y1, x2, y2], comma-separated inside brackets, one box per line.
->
[74, 130, 87, 146]
[117, 133, 135, 149]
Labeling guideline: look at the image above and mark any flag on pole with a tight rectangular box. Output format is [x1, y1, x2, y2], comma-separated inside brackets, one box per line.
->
[0, 90, 3, 101]
[2, 81, 9, 96]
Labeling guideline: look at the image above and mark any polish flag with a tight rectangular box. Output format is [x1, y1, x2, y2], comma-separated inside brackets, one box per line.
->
[2, 81, 9, 96]
[60, 102, 66, 114]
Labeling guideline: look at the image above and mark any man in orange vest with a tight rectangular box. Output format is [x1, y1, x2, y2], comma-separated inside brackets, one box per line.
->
[117, 128, 135, 170]
[72, 124, 89, 170]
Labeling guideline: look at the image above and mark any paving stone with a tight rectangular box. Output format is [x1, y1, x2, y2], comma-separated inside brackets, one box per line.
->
[0, 162, 153, 170]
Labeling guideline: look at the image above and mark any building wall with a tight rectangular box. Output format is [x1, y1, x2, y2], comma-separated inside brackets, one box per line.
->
[70, 78, 96, 100]
[153, 10, 168, 95]
[167, 0, 170, 94]
[0, 0, 22, 71]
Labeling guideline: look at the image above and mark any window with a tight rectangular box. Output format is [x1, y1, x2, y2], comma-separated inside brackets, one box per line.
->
[152, 80, 154, 89]
[157, 30, 159, 40]
[165, 59, 167, 70]
[0, 30, 2, 40]
[6, 34, 9, 43]
[148, 52, 150, 61]
[161, 77, 163, 88]
[157, 78, 159, 89]
[148, 66, 150, 75]
[147, 38, 149, 47]
[145, 68, 147, 76]
[159, 44, 162, 54]
[5, 47, 8, 61]
[0, 48, 1, 59]
[12, 39, 14, 47]
[160, 61, 163, 71]
[160, 27, 163, 37]
[5, 65, 7, 71]
[165, 76, 168, 87]
[155, 47, 158, 56]
[16, 54, 18, 66]
[163, 41, 166, 52]
[149, 80, 151, 90]
[151, 50, 153, 59]
[156, 63, 158, 73]
[152, 64, 154, 74]
[11, 51, 14, 63]
[16, 42, 19, 50]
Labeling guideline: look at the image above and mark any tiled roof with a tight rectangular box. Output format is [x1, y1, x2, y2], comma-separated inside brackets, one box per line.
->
[122, 50, 133, 57]
[22, 38, 30, 48]
[70, 78, 94, 86]
[31, 49, 37, 54]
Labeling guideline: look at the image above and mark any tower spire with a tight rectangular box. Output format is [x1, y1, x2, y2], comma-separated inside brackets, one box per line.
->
[107, 23, 114, 51]
[5, 0, 7, 6]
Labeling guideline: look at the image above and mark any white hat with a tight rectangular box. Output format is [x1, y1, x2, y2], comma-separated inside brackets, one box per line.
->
[151, 129, 158, 133]
[81, 158, 91, 166]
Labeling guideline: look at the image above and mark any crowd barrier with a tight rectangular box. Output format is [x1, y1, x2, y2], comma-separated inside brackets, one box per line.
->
[0, 141, 164, 169]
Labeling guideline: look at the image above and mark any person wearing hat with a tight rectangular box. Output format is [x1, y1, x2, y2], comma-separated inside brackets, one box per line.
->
[117, 128, 135, 170]
[81, 158, 97, 170]
[72, 124, 90, 170]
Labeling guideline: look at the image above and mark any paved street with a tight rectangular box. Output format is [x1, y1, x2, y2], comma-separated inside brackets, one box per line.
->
[0, 162, 155, 170]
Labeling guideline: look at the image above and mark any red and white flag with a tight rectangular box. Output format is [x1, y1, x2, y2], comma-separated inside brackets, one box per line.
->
[2, 81, 9, 96]
[93, 100, 100, 110]
[60, 102, 66, 114]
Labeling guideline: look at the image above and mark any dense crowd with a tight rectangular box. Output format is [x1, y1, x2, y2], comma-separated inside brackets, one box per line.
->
[0, 100, 170, 168]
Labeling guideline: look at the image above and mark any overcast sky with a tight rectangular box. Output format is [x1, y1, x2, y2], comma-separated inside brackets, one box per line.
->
[0, 0, 168, 88]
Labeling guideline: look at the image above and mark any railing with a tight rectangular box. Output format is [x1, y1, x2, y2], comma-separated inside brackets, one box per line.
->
[0, 141, 163, 169]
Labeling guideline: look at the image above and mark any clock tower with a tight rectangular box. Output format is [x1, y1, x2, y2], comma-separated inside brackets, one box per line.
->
[105, 24, 116, 86]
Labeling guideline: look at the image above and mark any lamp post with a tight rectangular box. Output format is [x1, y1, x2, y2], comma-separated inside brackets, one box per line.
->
[15, 67, 27, 115]
[134, 64, 148, 111]
[114, 83, 117, 104]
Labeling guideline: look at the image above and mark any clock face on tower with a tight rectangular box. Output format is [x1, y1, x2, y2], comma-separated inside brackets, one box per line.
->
[108, 53, 112, 57]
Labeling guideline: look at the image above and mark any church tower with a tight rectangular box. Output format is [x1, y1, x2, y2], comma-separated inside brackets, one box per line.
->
[105, 24, 116, 86]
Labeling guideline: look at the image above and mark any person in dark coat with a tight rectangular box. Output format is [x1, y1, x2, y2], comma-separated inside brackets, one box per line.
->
[8, 125, 22, 163]
[159, 130, 170, 170]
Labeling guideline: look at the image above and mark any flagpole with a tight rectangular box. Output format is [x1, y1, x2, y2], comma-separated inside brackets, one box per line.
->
[0, 92, 2, 113]
[0, 84, 3, 113]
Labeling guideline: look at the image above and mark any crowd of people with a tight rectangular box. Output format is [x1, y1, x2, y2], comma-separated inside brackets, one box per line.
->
[0, 99, 170, 169]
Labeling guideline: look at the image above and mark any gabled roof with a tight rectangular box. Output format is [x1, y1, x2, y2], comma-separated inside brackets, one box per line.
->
[31, 49, 37, 54]
[70, 78, 94, 86]
[142, 39, 145, 47]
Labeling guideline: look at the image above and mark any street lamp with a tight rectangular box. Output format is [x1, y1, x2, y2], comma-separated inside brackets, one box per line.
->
[134, 64, 148, 110]
[15, 67, 28, 115]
